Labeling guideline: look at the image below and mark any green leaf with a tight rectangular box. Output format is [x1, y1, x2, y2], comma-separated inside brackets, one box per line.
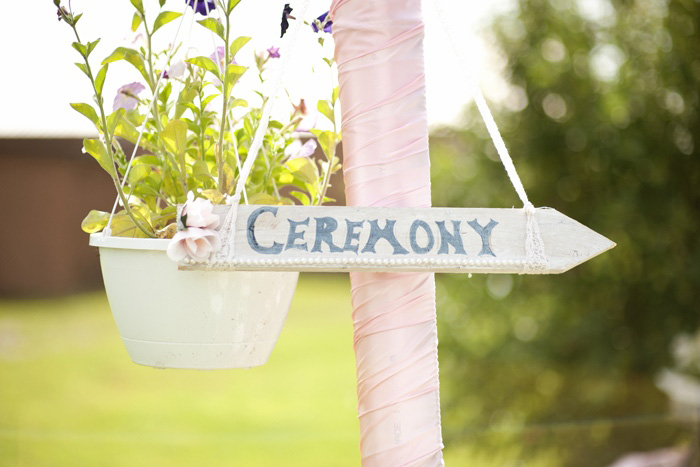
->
[128, 164, 151, 184]
[110, 210, 151, 238]
[83, 138, 115, 177]
[288, 189, 312, 206]
[268, 120, 283, 130]
[201, 189, 225, 204]
[186, 56, 221, 80]
[248, 193, 278, 205]
[243, 117, 254, 138]
[317, 100, 334, 125]
[224, 64, 247, 97]
[286, 157, 318, 184]
[193, 159, 213, 183]
[132, 184, 161, 200]
[131, 12, 142, 32]
[277, 171, 294, 184]
[175, 86, 198, 119]
[227, 0, 243, 14]
[332, 86, 339, 105]
[102, 47, 150, 86]
[227, 98, 248, 108]
[229, 36, 251, 58]
[74, 62, 90, 78]
[72, 42, 87, 57]
[133, 155, 161, 166]
[162, 119, 188, 156]
[86, 39, 100, 57]
[70, 103, 99, 126]
[197, 18, 225, 40]
[310, 129, 337, 159]
[153, 11, 182, 34]
[106, 109, 126, 139]
[159, 0, 167, 6]
[130, 0, 144, 14]
[81, 210, 110, 234]
[201, 94, 219, 108]
[113, 118, 140, 145]
[95, 64, 108, 96]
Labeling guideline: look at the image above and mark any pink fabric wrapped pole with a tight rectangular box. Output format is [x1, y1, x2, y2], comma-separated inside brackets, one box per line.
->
[330, 0, 444, 464]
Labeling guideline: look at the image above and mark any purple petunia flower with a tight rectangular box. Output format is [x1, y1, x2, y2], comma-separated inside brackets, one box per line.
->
[210, 46, 226, 65]
[267, 46, 280, 59]
[185, 0, 215, 16]
[280, 4, 293, 38]
[312, 11, 332, 34]
[210, 46, 236, 73]
[113, 82, 145, 111]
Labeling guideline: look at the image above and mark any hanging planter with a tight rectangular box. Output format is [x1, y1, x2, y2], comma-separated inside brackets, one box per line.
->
[58, 1, 340, 369]
[90, 234, 298, 369]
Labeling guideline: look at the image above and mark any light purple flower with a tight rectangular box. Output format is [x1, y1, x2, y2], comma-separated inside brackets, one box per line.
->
[163, 60, 186, 80]
[267, 46, 280, 59]
[113, 82, 145, 111]
[210, 46, 236, 72]
[285, 139, 317, 160]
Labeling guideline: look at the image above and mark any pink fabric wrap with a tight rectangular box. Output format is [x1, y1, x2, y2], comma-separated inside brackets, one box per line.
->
[331, 0, 444, 465]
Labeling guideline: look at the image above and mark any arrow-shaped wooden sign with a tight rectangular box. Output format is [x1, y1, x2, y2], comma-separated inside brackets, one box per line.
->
[177, 205, 614, 274]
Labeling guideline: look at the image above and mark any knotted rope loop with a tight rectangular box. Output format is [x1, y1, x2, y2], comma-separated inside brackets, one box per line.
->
[430, 0, 548, 272]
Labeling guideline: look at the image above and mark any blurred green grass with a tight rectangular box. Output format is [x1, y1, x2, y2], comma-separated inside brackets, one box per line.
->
[1, 273, 695, 466]
[0, 274, 363, 466]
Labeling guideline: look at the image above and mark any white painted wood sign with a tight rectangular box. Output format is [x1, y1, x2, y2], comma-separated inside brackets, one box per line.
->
[178, 205, 614, 274]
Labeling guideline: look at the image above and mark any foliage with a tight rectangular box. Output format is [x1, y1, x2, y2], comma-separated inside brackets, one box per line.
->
[57, 0, 341, 238]
[431, 0, 700, 463]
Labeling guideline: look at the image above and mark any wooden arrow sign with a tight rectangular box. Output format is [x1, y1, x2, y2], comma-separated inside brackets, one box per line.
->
[177, 205, 614, 274]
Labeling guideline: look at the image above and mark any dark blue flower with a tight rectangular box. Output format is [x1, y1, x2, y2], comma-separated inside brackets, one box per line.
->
[185, 0, 216, 16]
[281, 4, 293, 38]
[312, 11, 332, 34]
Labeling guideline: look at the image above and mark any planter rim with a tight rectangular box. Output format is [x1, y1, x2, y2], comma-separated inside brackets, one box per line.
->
[89, 233, 170, 251]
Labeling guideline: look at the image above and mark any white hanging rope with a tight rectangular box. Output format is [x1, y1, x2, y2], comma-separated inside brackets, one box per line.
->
[216, 0, 313, 263]
[104, 4, 193, 236]
[429, 0, 547, 272]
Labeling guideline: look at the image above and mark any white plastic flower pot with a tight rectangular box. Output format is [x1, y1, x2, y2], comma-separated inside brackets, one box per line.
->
[89, 234, 298, 369]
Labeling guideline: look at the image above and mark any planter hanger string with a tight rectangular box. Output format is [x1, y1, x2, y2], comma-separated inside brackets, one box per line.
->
[213, 0, 547, 273]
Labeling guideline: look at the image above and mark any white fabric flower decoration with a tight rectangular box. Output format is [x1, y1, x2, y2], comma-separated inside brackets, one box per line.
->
[182, 191, 220, 229]
[166, 228, 221, 262]
[167, 192, 222, 263]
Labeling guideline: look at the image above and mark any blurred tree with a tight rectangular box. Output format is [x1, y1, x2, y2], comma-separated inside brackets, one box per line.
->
[432, 0, 700, 463]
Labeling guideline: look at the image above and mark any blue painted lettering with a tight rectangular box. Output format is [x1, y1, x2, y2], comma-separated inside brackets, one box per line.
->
[285, 218, 309, 251]
[436, 220, 467, 255]
[311, 217, 343, 253]
[409, 220, 434, 254]
[468, 218, 498, 256]
[247, 207, 283, 255]
[343, 219, 364, 253]
[361, 219, 409, 255]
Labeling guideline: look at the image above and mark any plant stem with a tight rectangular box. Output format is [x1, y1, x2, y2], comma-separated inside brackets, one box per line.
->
[216, 12, 232, 193]
[141, 13, 188, 196]
[316, 72, 339, 206]
[68, 19, 155, 238]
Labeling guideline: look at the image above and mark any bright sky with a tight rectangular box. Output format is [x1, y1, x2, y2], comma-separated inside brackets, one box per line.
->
[0, 0, 513, 138]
